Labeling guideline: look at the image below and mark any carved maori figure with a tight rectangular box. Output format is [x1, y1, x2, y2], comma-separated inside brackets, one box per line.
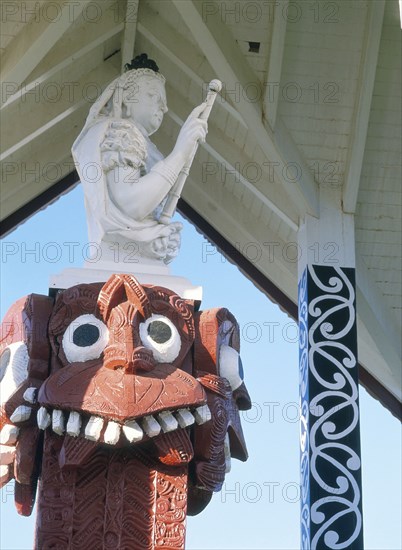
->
[0, 274, 250, 549]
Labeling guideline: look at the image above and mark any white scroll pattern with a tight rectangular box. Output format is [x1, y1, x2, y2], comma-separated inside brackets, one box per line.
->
[298, 268, 310, 549]
[308, 266, 362, 550]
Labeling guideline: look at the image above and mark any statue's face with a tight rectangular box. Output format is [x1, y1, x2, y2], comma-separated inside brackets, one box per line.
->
[124, 75, 167, 135]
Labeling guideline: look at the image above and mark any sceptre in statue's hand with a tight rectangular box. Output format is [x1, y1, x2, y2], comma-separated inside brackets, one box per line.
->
[159, 79, 222, 225]
[72, 53, 222, 265]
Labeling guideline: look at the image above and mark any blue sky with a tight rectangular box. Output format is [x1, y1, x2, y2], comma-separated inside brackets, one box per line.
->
[0, 185, 401, 549]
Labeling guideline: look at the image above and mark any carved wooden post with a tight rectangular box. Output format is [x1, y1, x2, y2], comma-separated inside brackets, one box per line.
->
[298, 188, 364, 549]
[0, 275, 250, 549]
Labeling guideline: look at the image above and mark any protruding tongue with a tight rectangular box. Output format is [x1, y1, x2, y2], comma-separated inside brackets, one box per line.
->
[59, 435, 98, 469]
[152, 429, 194, 466]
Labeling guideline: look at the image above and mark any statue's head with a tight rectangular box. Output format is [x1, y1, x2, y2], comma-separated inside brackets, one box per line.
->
[121, 54, 168, 135]
[85, 53, 167, 135]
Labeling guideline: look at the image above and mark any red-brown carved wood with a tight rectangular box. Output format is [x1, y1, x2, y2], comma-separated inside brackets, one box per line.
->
[0, 274, 250, 549]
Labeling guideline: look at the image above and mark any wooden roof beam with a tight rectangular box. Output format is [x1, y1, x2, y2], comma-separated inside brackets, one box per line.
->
[0, 0, 93, 105]
[343, 0, 385, 213]
[171, 0, 318, 218]
[0, 57, 120, 164]
[263, 0, 288, 130]
[121, 0, 139, 71]
[2, 2, 124, 110]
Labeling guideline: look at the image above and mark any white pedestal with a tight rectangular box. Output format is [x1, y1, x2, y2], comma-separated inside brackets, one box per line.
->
[49, 265, 202, 301]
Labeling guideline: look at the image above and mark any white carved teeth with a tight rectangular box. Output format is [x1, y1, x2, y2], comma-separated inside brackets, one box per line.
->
[0, 424, 19, 445]
[194, 404, 212, 425]
[157, 411, 179, 433]
[23, 387, 38, 404]
[37, 407, 51, 430]
[142, 415, 161, 437]
[66, 411, 82, 437]
[10, 405, 31, 423]
[32, 403, 211, 444]
[175, 408, 195, 428]
[123, 420, 143, 443]
[103, 421, 121, 445]
[84, 416, 103, 441]
[52, 409, 65, 435]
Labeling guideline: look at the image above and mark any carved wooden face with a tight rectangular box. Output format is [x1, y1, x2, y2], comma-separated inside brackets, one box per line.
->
[0, 274, 250, 518]
[37, 274, 208, 445]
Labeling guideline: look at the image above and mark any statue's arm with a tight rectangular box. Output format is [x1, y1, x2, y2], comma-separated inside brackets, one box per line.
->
[106, 150, 185, 221]
[104, 106, 208, 222]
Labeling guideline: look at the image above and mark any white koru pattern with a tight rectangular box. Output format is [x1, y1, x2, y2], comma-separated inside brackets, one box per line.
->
[298, 268, 310, 549]
[308, 266, 362, 550]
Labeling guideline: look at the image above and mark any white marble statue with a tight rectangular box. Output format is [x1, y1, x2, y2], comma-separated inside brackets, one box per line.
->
[72, 54, 213, 266]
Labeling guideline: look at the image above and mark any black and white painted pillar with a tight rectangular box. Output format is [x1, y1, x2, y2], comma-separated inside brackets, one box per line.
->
[298, 189, 364, 549]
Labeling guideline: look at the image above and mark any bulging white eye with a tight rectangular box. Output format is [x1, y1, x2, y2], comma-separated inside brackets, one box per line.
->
[139, 314, 181, 363]
[0, 342, 29, 405]
[62, 314, 109, 363]
[219, 345, 244, 391]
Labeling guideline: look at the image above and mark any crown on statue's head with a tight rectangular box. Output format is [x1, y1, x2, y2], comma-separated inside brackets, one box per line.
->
[124, 53, 160, 73]
[123, 53, 165, 85]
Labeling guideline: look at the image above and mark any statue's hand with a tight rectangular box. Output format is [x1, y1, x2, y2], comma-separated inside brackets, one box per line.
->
[0, 424, 18, 487]
[173, 104, 208, 163]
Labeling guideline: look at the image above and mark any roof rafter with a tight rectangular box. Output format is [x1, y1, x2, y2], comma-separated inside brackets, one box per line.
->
[263, 0, 288, 130]
[0, 57, 120, 163]
[343, 0, 385, 213]
[0, 113, 84, 220]
[1, 2, 124, 110]
[0, 0, 93, 104]
[120, 0, 139, 71]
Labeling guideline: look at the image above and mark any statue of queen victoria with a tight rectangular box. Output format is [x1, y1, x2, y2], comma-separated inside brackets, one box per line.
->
[72, 54, 209, 265]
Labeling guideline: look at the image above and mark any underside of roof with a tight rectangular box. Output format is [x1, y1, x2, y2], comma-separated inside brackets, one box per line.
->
[1, 0, 401, 417]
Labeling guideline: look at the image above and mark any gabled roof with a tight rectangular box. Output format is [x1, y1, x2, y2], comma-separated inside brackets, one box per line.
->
[1, 0, 401, 417]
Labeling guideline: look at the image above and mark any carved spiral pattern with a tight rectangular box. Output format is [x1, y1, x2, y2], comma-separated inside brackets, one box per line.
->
[155, 470, 187, 549]
[307, 266, 362, 549]
[170, 295, 195, 339]
[298, 269, 310, 549]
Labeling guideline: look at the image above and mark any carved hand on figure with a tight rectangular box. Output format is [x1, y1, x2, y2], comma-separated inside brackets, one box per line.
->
[151, 236, 169, 257]
[173, 104, 208, 164]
